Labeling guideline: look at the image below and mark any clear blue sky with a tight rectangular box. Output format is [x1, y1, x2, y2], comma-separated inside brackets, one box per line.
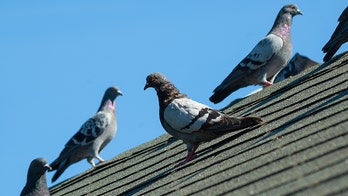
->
[1, 1, 346, 195]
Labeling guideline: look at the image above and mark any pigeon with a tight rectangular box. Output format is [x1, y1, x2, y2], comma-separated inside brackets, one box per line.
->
[49, 86, 122, 182]
[322, 6, 348, 62]
[210, 4, 302, 104]
[144, 72, 262, 165]
[20, 158, 51, 196]
[274, 53, 319, 83]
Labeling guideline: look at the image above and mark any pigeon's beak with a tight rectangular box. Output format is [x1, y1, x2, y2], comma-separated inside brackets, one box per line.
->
[297, 9, 303, 15]
[44, 164, 52, 171]
[144, 83, 149, 90]
[118, 90, 123, 96]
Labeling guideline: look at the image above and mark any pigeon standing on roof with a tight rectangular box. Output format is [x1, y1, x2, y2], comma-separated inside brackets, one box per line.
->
[274, 53, 319, 83]
[322, 7, 348, 62]
[49, 86, 122, 182]
[209, 4, 303, 104]
[20, 158, 51, 196]
[144, 72, 262, 165]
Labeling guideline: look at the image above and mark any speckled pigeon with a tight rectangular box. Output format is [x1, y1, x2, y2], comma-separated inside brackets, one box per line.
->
[210, 4, 302, 104]
[144, 72, 262, 165]
[322, 6, 348, 62]
[274, 53, 319, 83]
[49, 86, 122, 182]
[20, 158, 51, 196]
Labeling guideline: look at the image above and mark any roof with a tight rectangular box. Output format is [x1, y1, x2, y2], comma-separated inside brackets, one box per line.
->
[49, 52, 348, 196]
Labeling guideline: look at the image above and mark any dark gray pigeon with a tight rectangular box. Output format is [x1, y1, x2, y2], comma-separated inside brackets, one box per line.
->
[20, 158, 51, 196]
[210, 4, 302, 104]
[274, 53, 319, 83]
[144, 72, 262, 165]
[322, 6, 348, 62]
[49, 86, 122, 182]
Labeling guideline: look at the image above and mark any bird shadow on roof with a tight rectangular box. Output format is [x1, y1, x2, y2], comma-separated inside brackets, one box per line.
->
[121, 165, 177, 195]
[171, 124, 264, 180]
[134, 136, 179, 158]
[195, 124, 265, 160]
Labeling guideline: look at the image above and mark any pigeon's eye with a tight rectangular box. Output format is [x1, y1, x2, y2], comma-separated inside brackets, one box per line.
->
[289, 5, 294, 9]
[151, 76, 156, 82]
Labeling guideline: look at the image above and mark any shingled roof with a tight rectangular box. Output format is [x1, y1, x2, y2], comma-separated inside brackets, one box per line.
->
[50, 52, 348, 196]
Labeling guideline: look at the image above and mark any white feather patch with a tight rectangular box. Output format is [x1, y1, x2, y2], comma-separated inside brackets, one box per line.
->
[164, 98, 210, 133]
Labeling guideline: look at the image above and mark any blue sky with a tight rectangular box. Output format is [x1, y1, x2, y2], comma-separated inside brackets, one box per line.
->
[1, 1, 346, 195]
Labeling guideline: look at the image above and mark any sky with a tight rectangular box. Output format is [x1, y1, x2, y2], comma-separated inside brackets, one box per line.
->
[1, 1, 347, 195]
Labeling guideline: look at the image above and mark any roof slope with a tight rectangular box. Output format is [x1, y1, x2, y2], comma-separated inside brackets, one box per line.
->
[50, 52, 348, 196]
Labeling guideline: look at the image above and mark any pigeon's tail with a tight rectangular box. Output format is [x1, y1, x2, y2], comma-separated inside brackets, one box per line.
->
[49, 159, 70, 183]
[322, 7, 348, 62]
[239, 116, 263, 129]
[209, 83, 243, 104]
[322, 40, 342, 62]
[48, 157, 61, 171]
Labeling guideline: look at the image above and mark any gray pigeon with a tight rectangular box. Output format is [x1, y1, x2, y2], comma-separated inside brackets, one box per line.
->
[20, 158, 51, 196]
[144, 72, 262, 165]
[274, 53, 319, 83]
[322, 6, 348, 62]
[49, 86, 122, 182]
[210, 4, 302, 104]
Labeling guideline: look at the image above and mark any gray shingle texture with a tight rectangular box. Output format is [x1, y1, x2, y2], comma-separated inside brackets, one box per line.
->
[50, 52, 348, 196]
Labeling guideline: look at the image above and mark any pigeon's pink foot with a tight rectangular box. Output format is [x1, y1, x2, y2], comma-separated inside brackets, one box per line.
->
[175, 145, 199, 167]
[262, 81, 273, 88]
[96, 156, 105, 164]
[176, 152, 196, 167]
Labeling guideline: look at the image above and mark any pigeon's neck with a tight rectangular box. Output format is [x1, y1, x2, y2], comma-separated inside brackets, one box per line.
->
[156, 82, 184, 107]
[270, 13, 292, 39]
[25, 173, 48, 193]
[99, 99, 115, 112]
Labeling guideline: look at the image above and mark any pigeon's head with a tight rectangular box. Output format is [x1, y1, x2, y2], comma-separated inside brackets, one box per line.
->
[27, 158, 51, 177]
[144, 72, 168, 90]
[98, 86, 122, 111]
[282, 4, 303, 16]
[105, 86, 123, 100]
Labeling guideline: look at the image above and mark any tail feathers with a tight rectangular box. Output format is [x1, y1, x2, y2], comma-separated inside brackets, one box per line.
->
[322, 25, 348, 62]
[210, 83, 244, 104]
[50, 159, 70, 183]
[239, 116, 263, 128]
[323, 42, 341, 62]
[49, 159, 60, 171]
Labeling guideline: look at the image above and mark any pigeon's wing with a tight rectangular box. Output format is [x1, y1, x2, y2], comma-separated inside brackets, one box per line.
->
[64, 112, 111, 148]
[239, 33, 284, 70]
[163, 98, 213, 133]
[163, 98, 259, 133]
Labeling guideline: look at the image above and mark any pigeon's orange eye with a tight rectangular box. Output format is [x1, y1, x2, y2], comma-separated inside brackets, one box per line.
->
[151, 76, 156, 82]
